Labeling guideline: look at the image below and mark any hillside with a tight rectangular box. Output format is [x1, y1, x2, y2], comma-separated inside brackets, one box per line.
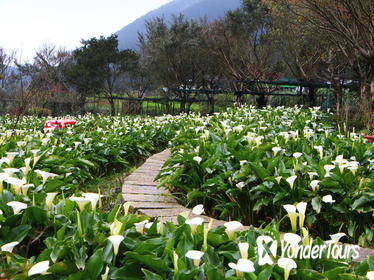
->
[116, 0, 241, 50]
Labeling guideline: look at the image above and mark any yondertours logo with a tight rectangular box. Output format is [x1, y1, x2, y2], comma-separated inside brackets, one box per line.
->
[256, 234, 360, 264]
[257, 236, 278, 265]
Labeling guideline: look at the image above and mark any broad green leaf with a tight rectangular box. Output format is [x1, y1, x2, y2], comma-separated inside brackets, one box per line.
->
[25, 206, 49, 225]
[84, 248, 104, 280]
[48, 261, 78, 275]
[142, 268, 164, 280]
[248, 162, 269, 181]
[125, 252, 169, 273]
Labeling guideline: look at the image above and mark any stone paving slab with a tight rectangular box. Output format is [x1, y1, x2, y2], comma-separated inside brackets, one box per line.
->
[125, 180, 158, 186]
[355, 247, 374, 262]
[131, 170, 160, 176]
[159, 216, 179, 223]
[124, 185, 170, 195]
[126, 175, 157, 182]
[123, 194, 176, 203]
[131, 202, 183, 209]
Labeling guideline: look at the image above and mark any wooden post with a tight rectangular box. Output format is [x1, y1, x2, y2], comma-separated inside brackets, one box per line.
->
[256, 95, 267, 109]
[308, 86, 316, 107]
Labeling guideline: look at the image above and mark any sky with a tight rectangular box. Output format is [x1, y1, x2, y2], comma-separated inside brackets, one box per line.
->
[0, 0, 172, 62]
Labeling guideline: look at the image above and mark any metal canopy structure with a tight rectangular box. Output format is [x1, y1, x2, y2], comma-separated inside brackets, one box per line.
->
[87, 79, 355, 115]
[165, 79, 357, 112]
[242, 80, 356, 89]
[169, 79, 356, 97]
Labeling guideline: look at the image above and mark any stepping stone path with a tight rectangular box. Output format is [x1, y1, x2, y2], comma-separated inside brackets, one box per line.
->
[122, 149, 226, 227]
[122, 149, 374, 262]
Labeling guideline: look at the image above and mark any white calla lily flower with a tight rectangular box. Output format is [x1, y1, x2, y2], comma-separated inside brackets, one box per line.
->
[24, 158, 32, 175]
[45, 193, 58, 210]
[322, 195, 335, 204]
[173, 250, 179, 272]
[7, 201, 28, 214]
[134, 220, 149, 234]
[324, 165, 335, 177]
[224, 221, 243, 240]
[308, 172, 318, 181]
[296, 202, 307, 229]
[278, 258, 297, 280]
[275, 176, 282, 184]
[3, 167, 21, 177]
[272, 147, 282, 155]
[329, 233, 346, 243]
[229, 258, 255, 277]
[69, 197, 91, 211]
[366, 271, 374, 280]
[108, 235, 124, 256]
[185, 250, 204, 266]
[192, 204, 204, 215]
[238, 242, 249, 259]
[293, 152, 302, 159]
[82, 193, 102, 211]
[0, 173, 9, 192]
[286, 176, 297, 189]
[283, 204, 298, 232]
[123, 201, 132, 216]
[313, 146, 323, 158]
[236, 182, 245, 190]
[279, 131, 290, 142]
[110, 219, 123, 236]
[5, 152, 18, 165]
[101, 266, 110, 280]
[193, 156, 202, 164]
[5, 177, 25, 195]
[35, 170, 58, 185]
[310, 180, 320, 191]
[28, 261, 50, 276]
[185, 217, 205, 234]
[20, 184, 34, 196]
[1, 241, 20, 253]
[303, 128, 314, 140]
[347, 166, 358, 175]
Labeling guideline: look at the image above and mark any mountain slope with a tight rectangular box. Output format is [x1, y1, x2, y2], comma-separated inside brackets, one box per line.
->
[116, 0, 241, 50]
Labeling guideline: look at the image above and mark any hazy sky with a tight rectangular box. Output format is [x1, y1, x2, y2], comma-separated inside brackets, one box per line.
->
[0, 0, 172, 61]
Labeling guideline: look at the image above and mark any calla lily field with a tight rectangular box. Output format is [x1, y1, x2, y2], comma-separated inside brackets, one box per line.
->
[0, 107, 373, 279]
[157, 106, 373, 246]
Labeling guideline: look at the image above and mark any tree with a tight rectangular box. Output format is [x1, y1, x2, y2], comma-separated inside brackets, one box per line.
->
[29, 45, 75, 114]
[139, 15, 206, 113]
[266, 0, 327, 107]
[199, 22, 227, 114]
[65, 35, 138, 115]
[103, 49, 139, 115]
[208, 0, 280, 107]
[290, 0, 374, 129]
[6, 57, 43, 127]
[65, 35, 116, 114]
[121, 53, 153, 114]
[0, 48, 16, 92]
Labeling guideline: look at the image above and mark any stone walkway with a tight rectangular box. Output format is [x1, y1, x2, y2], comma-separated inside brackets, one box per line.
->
[122, 149, 373, 262]
[122, 149, 226, 227]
